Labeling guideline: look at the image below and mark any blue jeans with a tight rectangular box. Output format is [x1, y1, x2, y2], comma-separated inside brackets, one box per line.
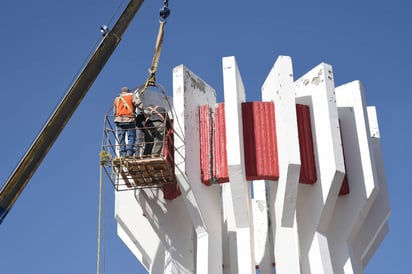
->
[115, 121, 136, 156]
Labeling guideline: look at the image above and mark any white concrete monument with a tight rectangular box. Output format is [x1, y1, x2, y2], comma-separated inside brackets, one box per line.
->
[113, 55, 390, 274]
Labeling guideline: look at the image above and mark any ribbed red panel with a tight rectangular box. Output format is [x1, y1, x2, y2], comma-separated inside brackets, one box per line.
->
[296, 104, 317, 184]
[213, 103, 229, 183]
[199, 105, 213, 185]
[339, 175, 349, 195]
[163, 128, 181, 200]
[242, 102, 279, 181]
[199, 104, 229, 185]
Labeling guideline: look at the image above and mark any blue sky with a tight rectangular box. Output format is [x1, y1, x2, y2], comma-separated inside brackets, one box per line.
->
[0, 0, 410, 273]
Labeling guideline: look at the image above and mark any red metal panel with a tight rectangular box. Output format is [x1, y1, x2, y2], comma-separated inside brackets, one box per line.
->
[242, 102, 279, 181]
[163, 183, 181, 200]
[199, 105, 213, 185]
[213, 103, 229, 183]
[296, 104, 317, 184]
[339, 175, 349, 195]
[199, 104, 229, 185]
[163, 128, 181, 200]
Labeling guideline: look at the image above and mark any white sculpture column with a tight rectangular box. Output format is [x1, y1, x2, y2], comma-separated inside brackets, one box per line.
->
[261, 55, 301, 274]
[221, 56, 255, 274]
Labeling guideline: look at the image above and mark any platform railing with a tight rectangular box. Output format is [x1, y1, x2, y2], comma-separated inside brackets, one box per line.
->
[100, 110, 176, 191]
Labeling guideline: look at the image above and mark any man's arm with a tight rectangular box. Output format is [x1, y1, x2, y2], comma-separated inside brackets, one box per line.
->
[133, 94, 143, 110]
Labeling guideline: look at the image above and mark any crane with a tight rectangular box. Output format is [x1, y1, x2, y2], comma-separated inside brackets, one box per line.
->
[0, 0, 149, 224]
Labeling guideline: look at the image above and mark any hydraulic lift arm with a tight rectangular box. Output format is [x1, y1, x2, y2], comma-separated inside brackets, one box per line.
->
[0, 0, 144, 224]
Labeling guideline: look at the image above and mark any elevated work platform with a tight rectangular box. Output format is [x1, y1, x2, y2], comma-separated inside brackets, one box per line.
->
[112, 156, 176, 189]
[100, 98, 178, 192]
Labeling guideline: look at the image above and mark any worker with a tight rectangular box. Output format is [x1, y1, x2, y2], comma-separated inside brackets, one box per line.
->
[113, 86, 142, 157]
[142, 104, 169, 156]
[134, 107, 146, 157]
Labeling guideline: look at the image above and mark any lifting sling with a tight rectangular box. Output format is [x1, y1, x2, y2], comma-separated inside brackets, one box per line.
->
[139, 0, 170, 97]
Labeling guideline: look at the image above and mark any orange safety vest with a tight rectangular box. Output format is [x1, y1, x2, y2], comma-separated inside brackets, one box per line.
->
[114, 93, 135, 117]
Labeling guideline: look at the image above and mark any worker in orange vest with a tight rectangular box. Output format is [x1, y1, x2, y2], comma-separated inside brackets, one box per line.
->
[113, 86, 142, 157]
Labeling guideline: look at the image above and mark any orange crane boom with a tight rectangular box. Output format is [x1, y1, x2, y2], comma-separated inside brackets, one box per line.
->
[0, 0, 145, 224]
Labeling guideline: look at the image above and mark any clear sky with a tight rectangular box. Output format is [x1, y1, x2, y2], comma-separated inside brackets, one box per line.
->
[0, 0, 410, 273]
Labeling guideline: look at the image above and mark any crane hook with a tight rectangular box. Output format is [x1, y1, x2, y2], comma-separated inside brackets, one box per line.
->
[159, 6, 170, 20]
[159, 0, 170, 20]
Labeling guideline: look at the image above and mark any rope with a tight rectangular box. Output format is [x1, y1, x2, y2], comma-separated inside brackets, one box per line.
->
[97, 151, 109, 274]
[106, 0, 128, 27]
